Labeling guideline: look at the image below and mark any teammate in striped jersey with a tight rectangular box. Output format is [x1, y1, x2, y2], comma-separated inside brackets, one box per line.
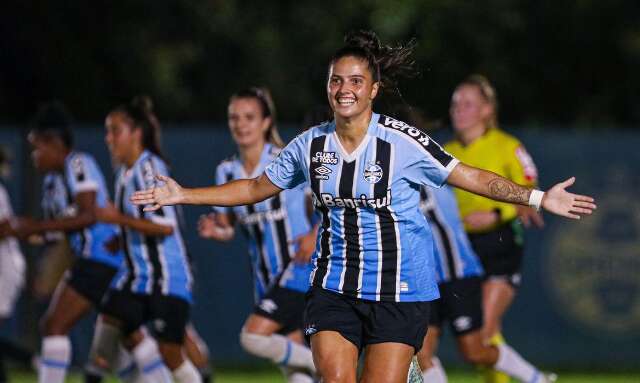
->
[1, 102, 123, 383]
[198, 88, 318, 382]
[94, 96, 202, 383]
[415, 185, 555, 383]
[130, 31, 595, 383]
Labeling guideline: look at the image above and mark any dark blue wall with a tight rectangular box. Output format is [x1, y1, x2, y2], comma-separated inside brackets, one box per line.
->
[1, 125, 638, 369]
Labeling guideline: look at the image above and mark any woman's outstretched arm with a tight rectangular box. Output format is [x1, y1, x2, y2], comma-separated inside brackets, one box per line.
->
[447, 162, 596, 219]
[131, 173, 282, 211]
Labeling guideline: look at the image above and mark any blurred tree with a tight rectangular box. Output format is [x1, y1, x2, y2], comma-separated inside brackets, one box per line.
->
[0, 0, 638, 126]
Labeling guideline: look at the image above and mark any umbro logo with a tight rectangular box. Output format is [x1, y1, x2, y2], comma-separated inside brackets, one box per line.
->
[304, 324, 318, 336]
[314, 165, 332, 180]
[259, 299, 278, 314]
[453, 316, 472, 331]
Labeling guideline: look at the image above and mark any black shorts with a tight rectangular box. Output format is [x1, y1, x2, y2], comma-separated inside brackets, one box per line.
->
[101, 289, 190, 344]
[303, 286, 430, 353]
[429, 277, 483, 336]
[468, 220, 524, 288]
[65, 258, 118, 307]
[254, 285, 306, 335]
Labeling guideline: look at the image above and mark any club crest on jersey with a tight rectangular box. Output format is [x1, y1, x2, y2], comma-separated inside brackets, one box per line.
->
[363, 162, 383, 184]
[312, 151, 339, 165]
[314, 165, 332, 180]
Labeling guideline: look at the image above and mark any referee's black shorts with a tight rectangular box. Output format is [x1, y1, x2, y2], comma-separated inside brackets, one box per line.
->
[468, 220, 524, 289]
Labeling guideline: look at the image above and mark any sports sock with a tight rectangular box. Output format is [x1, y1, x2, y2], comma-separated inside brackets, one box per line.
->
[421, 357, 447, 383]
[131, 338, 172, 383]
[113, 345, 143, 383]
[240, 331, 315, 373]
[484, 333, 511, 383]
[494, 343, 541, 383]
[39, 335, 71, 383]
[172, 359, 203, 383]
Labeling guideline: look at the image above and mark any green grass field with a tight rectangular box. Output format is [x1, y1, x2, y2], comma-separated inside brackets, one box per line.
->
[7, 369, 640, 382]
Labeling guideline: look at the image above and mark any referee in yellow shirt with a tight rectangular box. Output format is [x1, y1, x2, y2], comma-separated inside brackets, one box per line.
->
[445, 75, 543, 383]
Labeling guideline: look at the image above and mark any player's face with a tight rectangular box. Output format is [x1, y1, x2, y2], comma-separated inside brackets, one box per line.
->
[228, 97, 270, 148]
[450, 84, 492, 133]
[105, 111, 137, 164]
[327, 56, 379, 120]
[28, 133, 64, 172]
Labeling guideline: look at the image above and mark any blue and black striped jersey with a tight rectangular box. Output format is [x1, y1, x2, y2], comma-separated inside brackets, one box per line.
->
[41, 151, 122, 268]
[419, 185, 483, 283]
[112, 150, 193, 302]
[265, 113, 460, 302]
[214, 143, 314, 301]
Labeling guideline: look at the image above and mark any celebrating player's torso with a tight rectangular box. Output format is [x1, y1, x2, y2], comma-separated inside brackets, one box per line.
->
[266, 113, 460, 302]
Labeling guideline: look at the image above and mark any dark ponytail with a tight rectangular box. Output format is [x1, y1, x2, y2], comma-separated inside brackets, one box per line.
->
[114, 95, 165, 159]
[331, 30, 418, 95]
[229, 87, 284, 148]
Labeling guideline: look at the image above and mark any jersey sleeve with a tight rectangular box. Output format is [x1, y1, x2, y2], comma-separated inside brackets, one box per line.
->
[264, 135, 307, 190]
[212, 162, 233, 215]
[509, 144, 538, 187]
[137, 156, 178, 226]
[403, 136, 459, 188]
[65, 153, 99, 196]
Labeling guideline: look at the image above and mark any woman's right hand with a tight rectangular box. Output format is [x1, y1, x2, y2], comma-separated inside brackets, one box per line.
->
[198, 213, 234, 241]
[131, 174, 184, 211]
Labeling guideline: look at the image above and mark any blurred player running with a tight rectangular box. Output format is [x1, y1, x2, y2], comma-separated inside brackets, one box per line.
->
[198, 87, 318, 382]
[95, 96, 202, 383]
[2, 102, 124, 383]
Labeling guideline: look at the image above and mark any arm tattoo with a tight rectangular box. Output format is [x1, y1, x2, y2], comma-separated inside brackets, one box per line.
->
[487, 178, 530, 204]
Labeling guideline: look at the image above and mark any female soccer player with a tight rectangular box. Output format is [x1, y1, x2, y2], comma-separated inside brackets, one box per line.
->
[415, 184, 555, 382]
[198, 87, 318, 382]
[445, 75, 543, 382]
[130, 31, 595, 383]
[1, 102, 123, 383]
[96, 96, 202, 383]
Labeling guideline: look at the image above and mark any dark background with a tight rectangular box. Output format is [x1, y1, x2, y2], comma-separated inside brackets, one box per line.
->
[1, 0, 639, 126]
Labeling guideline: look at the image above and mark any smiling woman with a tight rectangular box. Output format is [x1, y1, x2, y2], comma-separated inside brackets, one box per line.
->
[129, 31, 595, 383]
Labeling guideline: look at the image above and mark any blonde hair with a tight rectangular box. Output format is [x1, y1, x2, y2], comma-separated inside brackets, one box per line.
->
[458, 74, 499, 129]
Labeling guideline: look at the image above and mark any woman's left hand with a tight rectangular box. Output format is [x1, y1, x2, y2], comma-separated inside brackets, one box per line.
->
[541, 177, 596, 219]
